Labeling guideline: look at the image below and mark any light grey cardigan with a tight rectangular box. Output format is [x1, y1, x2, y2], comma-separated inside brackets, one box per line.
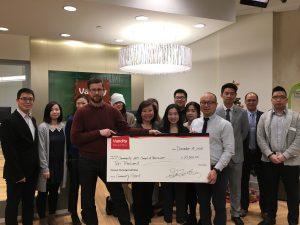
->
[36, 122, 67, 192]
[257, 109, 300, 166]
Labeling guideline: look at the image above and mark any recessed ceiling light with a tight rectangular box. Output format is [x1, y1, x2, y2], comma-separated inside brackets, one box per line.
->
[135, 16, 149, 21]
[60, 33, 71, 37]
[194, 23, 205, 29]
[63, 5, 77, 12]
[0, 27, 9, 31]
[96, 25, 102, 29]
[115, 39, 124, 43]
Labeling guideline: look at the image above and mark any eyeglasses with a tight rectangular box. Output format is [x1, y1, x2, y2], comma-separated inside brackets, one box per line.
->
[19, 97, 34, 102]
[175, 96, 186, 100]
[200, 101, 216, 106]
[89, 88, 105, 93]
[272, 96, 286, 100]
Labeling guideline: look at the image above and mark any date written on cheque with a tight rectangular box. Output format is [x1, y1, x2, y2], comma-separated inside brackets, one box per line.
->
[172, 146, 203, 151]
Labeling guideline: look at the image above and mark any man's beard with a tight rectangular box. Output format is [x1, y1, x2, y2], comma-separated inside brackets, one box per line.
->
[91, 95, 103, 104]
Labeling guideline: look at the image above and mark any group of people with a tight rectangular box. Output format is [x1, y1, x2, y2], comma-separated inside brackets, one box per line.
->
[0, 77, 299, 225]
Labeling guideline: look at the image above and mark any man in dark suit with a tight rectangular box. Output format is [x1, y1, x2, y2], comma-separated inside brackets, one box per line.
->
[240, 92, 266, 218]
[0, 88, 39, 225]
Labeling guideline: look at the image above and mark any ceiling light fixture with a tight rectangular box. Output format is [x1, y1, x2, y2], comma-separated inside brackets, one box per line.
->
[194, 23, 205, 28]
[115, 39, 124, 43]
[135, 15, 149, 21]
[60, 33, 71, 37]
[119, 43, 192, 75]
[0, 27, 9, 31]
[0, 75, 26, 82]
[63, 5, 77, 12]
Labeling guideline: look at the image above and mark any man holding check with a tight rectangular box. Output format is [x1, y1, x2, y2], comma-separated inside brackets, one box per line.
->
[191, 92, 234, 225]
[71, 78, 158, 225]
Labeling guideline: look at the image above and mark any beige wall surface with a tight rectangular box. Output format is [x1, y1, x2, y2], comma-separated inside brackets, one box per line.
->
[0, 34, 30, 61]
[273, 10, 300, 92]
[144, 13, 274, 113]
[30, 39, 143, 122]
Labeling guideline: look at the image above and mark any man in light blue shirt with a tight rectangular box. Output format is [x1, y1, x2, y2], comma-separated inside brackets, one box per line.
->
[191, 92, 234, 225]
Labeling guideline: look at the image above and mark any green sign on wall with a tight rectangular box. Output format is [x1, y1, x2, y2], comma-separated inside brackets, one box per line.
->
[49, 71, 131, 120]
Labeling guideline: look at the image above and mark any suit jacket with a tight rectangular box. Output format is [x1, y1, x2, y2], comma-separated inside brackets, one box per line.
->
[243, 110, 263, 161]
[257, 109, 300, 166]
[216, 105, 249, 163]
[0, 110, 39, 182]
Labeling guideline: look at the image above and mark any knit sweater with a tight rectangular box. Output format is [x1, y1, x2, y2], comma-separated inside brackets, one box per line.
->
[71, 102, 148, 160]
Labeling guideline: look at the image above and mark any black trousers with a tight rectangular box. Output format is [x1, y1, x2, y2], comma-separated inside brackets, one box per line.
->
[263, 162, 299, 224]
[68, 158, 80, 214]
[241, 151, 266, 212]
[186, 183, 198, 217]
[132, 182, 154, 225]
[36, 182, 60, 218]
[195, 167, 229, 225]
[162, 183, 187, 223]
[5, 173, 38, 225]
[79, 156, 131, 225]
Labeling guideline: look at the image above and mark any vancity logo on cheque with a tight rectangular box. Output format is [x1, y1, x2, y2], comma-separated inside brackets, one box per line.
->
[111, 136, 130, 150]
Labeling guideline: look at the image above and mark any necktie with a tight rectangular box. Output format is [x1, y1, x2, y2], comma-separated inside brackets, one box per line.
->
[201, 117, 209, 134]
[249, 112, 257, 150]
[225, 108, 231, 122]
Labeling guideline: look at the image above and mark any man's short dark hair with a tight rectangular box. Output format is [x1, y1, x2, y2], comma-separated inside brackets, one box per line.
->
[245, 92, 259, 100]
[221, 83, 238, 94]
[272, 86, 287, 96]
[174, 89, 187, 98]
[17, 88, 35, 99]
[87, 78, 103, 89]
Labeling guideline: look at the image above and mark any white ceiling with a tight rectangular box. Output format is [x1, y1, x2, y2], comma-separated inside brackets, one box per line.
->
[0, 0, 299, 46]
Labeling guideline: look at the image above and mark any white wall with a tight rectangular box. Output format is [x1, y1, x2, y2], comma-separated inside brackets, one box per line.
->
[0, 34, 30, 61]
[144, 13, 273, 114]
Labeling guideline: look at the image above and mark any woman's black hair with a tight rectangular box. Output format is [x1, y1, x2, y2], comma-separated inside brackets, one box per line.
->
[136, 99, 159, 125]
[161, 104, 185, 133]
[43, 101, 63, 123]
[185, 101, 201, 118]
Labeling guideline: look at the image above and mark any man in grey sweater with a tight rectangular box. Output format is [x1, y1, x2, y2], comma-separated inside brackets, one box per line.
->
[257, 86, 300, 225]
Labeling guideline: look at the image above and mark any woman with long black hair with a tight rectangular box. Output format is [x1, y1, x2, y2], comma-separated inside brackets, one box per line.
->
[160, 104, 189, 225]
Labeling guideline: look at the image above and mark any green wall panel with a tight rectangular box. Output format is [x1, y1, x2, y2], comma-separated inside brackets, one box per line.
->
[48, 71, 131, 120]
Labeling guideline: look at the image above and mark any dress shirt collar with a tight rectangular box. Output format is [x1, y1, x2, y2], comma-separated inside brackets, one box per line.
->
[272, 108, 287, 116]
[17, 108, 32, 118]
[223, 104, 234, 111]
[204, 112, 217, 120]
[247, 109, 257, 116]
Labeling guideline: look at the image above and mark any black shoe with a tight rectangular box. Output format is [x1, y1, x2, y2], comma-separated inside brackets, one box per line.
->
[105, 196, 114, 215]
[187, 215, 197, 225]
[71, 214, 82, 225]
[240, 209, 248, 217]
[231, 217, 244, 225]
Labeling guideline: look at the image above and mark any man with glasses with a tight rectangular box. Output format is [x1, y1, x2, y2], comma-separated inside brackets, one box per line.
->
[191, 92, 234, 225]
[174, 89, 188, 119]
[0, 88, 39, 225]
[71, 78, 158, 225]
[257, 86, 300, 225]
[216, 83, 249, 225]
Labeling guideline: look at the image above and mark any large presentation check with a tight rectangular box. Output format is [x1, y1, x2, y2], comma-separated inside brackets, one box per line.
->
[107, 134, 210, 183]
